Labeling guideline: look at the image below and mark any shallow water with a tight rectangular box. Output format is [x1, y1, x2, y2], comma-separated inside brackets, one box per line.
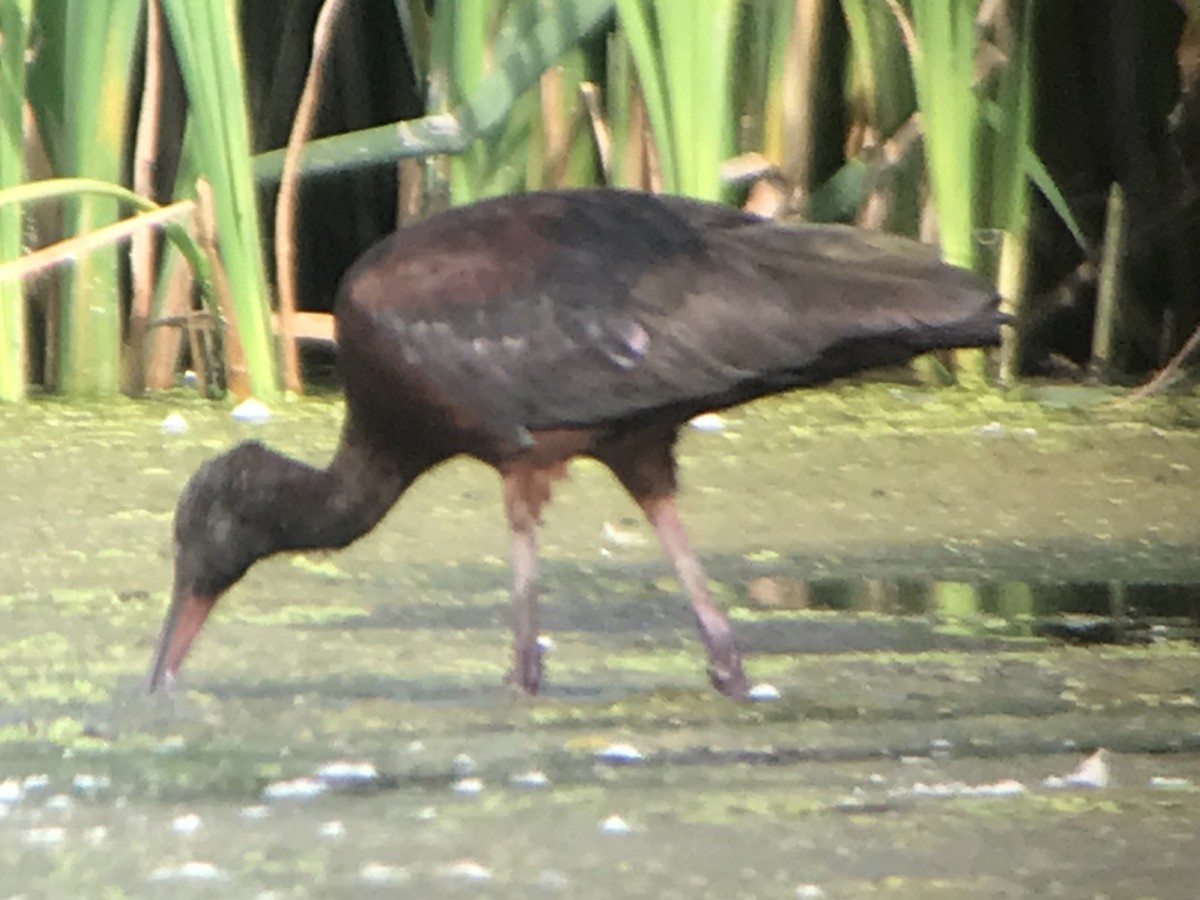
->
[1, 384, 1199, 898]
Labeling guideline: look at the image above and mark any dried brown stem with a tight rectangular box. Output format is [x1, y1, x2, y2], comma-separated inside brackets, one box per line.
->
[275, 0, 349, 394]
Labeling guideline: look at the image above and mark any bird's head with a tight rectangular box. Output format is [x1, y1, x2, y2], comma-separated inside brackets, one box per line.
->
[147, 442, 275, 693]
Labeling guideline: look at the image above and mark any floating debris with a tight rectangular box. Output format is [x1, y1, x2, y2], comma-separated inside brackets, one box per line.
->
[748, 683, 781, 701]
[796, 884, 827, 898]
[360, 863, 410, 884]
[689, 412, 726, 432]
[928, 738, 952, 757]
[601, 520, 649, 548]
[537, 634, 556, 651]
[1044, 749, 1109, 790]
[1149, 776, 1192, 790]
[24, 827, 65, 846]
[171, 814, 202, 835]
[240, 805, 270, 819]
[594, 742, 644, 764]
[231, 397, 271, 423]
[452, 777, 484, 795]
[84, 826, 107, 846]
[599, 814, 633, 834]
[161, 412, 188, 434]
[442, 860, 493, 881]
[22, 774, 49, 791]
[511, 769, 550, 788]
[978, 421, 1006, 437]
[150, 861, 225, 882]
[318, 820, 346, 839]
[314, 760, 381, 789]
[904, 779, 1026, 798]
[414, 806, 437, 821]
[262, 777, 328, 801]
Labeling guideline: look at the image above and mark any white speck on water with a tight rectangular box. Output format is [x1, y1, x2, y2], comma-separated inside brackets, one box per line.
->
[452, 777, 484, 795]
[72, 773, 111, 794]
[360, 862, 411, 884]
[44, 794, 72, 811]
[415, 806, 437, 821]
[240, 805, 270, 819]
[451, 753, 476, 775]
[84, 826, 108, 845]
[979, 421, 1006, 437]
[748, 683, 781, 701]
[511, 770, 549, 788]
[867, 773, 887, 785]
[22, 774, 49, 791]
[25, 827, 66, 846]
[171, 813, 202, 834]
[442, 860, 493, 881]
[537, 634, 556, 650]
[599, 814, 632, 834]
[318, 820, 346, 838]
[595, 742, 643, 763]
[537, 869, 572, 891]
[690, 412, 726, 432]
[156, 736, 186, 754]
[407, 740, 425, 753]
[231, 397, 271, 423]
[601, 521, 649, 548]
[161, 412, 188, 434]
[149, 861, 225, 881]
[1149, 776, 1192, 789]
[262, 777, 328, 801]
[796, 883, 827, 898]
[0, 778, 22, 803]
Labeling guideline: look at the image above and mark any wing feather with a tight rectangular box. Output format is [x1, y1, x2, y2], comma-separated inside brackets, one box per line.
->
[339, 191, 999, 434]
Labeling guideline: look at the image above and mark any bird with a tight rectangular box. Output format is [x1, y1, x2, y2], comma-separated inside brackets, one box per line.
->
[146, 188, 1005, 699]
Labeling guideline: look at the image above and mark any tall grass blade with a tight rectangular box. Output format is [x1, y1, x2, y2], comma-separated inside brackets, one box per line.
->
[47, 2, 142, 396]
[252, 0, 615, 185]
[162, 0, 278, 400]
[0, 0, 32, 402]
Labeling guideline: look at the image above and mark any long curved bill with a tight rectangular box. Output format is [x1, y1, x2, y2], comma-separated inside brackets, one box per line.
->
[146, 588, 216, 693]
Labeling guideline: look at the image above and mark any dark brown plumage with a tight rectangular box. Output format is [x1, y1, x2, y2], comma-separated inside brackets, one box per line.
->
[147, 189, 1004, 699]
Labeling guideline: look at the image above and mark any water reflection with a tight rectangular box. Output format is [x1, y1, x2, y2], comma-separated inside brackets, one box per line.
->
[743, 576, 1200, 643]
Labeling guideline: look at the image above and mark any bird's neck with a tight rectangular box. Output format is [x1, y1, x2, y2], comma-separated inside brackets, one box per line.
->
[255, 422, 419, 556]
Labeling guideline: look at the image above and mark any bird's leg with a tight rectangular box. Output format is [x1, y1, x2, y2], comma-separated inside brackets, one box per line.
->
[640, 494, 750, 698]
[502, 467, 552, 694]
[508, 519, 542, 693]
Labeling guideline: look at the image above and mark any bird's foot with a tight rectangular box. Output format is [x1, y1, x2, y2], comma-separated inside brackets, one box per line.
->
[506, 642, 544, 695]
[708, 659, 751, 700]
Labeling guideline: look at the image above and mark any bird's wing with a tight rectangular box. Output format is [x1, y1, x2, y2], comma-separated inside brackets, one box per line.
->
[339, 191, 999, 434]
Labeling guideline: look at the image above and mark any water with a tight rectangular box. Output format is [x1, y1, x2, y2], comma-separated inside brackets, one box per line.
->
[0, 384, 1198, 897]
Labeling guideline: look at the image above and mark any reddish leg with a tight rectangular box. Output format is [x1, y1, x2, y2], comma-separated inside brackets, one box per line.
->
[640, 494, 750, 698]
[503, 466, 556, 694]
[507, 518, 543, 693]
